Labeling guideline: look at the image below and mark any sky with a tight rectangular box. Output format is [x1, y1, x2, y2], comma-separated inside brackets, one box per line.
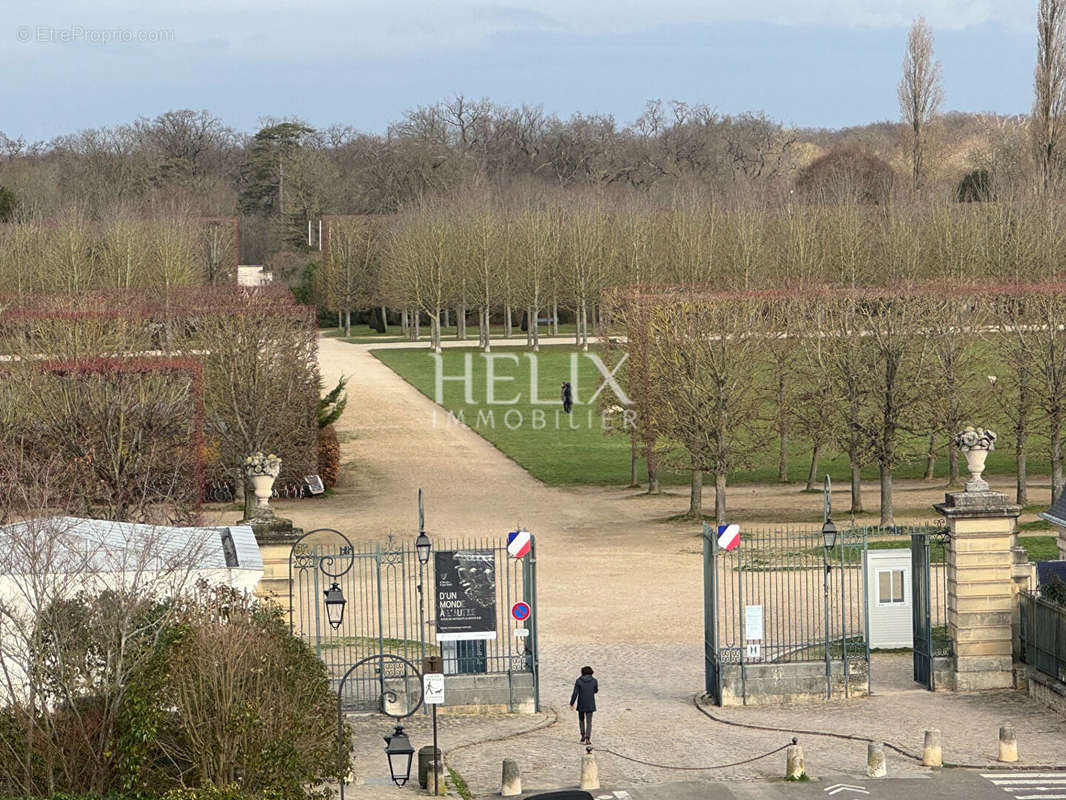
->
[0, 0, 1039, 142]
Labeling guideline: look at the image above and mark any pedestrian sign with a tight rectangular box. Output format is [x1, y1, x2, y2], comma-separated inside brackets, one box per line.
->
[424, 673, 445, 705]
[511, 601, 531, 621]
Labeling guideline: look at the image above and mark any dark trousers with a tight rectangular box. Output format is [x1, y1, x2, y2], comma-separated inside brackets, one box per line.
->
[578, 711, 593, 740]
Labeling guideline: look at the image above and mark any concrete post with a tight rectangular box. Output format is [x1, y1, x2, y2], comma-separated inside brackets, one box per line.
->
[428, 762, 447, 795]
[580, 750, 599, 790]
[501, 759, 521, 797]
[999, 724, 1019, 763]
[786, 744, 805, 779]
[866, 742, 886, 777]
[934, 486, 1021, 692]
[922, 729, 942, 767]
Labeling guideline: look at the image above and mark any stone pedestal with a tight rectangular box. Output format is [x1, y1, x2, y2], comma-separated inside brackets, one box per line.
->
[239, 509, 302, 611]
[935, 489, 1021, 692]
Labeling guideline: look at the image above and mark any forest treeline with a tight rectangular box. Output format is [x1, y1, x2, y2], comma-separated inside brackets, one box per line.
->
[0, 99, 1038, 265]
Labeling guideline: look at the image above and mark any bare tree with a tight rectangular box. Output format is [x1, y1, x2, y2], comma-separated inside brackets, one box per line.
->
[898, 17, 944, 192]
[1034, 0, 1066, 192]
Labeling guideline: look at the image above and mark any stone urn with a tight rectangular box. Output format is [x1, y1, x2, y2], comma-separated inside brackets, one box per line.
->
[249, 473, 276, 509]
[244, 451, 282, 513]
[954, 426, 996, 492]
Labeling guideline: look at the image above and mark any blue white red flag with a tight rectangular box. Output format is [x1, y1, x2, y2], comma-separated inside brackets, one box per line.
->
[717, 524, 740, 551]
[507, 530, 532, 558]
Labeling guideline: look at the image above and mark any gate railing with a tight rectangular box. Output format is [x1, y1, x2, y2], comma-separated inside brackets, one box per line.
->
[290, 533, 537, 712]
[704, 523, 949, 703]
[1019, 590, 1066, 684]
[911, 527, 952, 690]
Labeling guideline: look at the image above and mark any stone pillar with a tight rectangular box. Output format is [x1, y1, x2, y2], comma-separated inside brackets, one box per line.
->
[245, 521, 303, 613]
[935, 488, 1020, 691]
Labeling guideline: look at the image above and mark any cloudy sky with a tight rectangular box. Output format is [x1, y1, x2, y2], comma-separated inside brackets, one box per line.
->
[0, 0, 1038, 141]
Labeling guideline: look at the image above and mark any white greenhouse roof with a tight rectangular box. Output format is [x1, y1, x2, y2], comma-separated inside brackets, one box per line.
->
[0, 517, 263, 575]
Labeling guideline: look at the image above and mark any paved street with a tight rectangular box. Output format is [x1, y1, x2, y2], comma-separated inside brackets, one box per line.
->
[517, 770, 1066, 800]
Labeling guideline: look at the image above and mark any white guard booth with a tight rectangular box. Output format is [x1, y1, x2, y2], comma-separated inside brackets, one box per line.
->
[865, 548, 912, 648]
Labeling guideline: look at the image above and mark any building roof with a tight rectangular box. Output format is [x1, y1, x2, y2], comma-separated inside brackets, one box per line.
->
[0, 517, 262, 574]
[1040, 493, 1066, 529]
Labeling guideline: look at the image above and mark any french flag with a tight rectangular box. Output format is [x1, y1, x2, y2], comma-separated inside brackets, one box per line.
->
[717, 524, 740, 551]
[507, 530, 532, 558]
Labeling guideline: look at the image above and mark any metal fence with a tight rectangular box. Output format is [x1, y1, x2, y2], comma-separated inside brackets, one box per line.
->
[290, 533, 537, 711]
[704, 523, 949, 703]
[1019, 590, 1066, 684]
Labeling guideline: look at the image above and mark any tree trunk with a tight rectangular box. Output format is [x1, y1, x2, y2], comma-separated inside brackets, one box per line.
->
[1052, 411, 1063, 503]
[777, 372, 788, 482]
[458, 304, 466, 340]
[443, 308, 450, 329]
[647, 463, 659, 494]
[924, 432, 936, 481]
[879, 463, 893, 527]
[526, 307, 533, 347]
[401, 308, 409, 338]
[849, 458, 864, 514]
[432, 313, 441, 353]
[381, 306, 388, 334]
[688, 470, 703, 518]
[630, 436, 640, 487]
[414, 311, 420, 341]
[947, 441, 960, 486]
[580, 300, 589, 351]
[532, 307, 540, 352]
[505, 304, 512, 338]
[714, 472, 727, 526]
[552, 300, 559, 336]
[482, 306, 491, 353]
[343, 309, 351, 338]
[338, 311, 343, 332]
[243, 475, 255, 520]
[805, 444, 821, 492]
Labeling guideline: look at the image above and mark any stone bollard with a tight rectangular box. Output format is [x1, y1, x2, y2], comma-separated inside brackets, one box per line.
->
[786, 742, 805, 780]
[428, 761, 447, 796]
[922, 729, 943, 767]
[999, 724, 1018, 763]
[501, 759, 521, 797]
[866, 742, 887, 778]
[580, 748, 600, 790]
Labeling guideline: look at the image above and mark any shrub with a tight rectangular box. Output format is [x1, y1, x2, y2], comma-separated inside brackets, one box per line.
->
[317, 425, 340, 489]
[795, 146, 895, 205]
[1040, 574, 1066, 607]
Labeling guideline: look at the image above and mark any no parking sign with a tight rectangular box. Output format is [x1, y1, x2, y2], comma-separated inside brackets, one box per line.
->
[511, 601, 531, 622]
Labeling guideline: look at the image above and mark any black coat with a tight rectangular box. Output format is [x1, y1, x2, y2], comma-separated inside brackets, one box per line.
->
[570, 674, 598, 712]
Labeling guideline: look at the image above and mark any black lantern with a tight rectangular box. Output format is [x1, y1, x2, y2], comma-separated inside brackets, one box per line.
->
[415, 531, 431, 565]
[323, 582, 346, 629]
[821, 518, 838, 554]
[384, 725, 415, 786]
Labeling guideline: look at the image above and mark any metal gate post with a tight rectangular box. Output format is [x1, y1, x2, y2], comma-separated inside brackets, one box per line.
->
[522, 534, 540, 712]
[702, 523, 721, 704]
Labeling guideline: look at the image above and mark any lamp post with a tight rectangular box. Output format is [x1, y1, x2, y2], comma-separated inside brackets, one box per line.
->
[384, 725, 415, 786]
[821, 517, 838, 700]
[337, 654, 424, 800]
[415, 529, 431, 680]
[287, 528, 356, 636]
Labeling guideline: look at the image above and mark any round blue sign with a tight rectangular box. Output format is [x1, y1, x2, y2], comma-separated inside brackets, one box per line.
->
[511, 601, 531, 621]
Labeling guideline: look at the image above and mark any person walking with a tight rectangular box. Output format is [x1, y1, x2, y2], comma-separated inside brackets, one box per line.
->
[569, 665, 598, 744]
[561, 381, 574, 414]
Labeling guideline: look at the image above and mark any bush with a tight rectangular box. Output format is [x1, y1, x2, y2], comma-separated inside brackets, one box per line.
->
[795, 146, 895, 205]
[317, 425, 340, 489]
[1040, 574, 1066, 607]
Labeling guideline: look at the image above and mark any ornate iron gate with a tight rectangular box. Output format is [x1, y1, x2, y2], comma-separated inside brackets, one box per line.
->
[289, 530, 538, 712]
[911, 527, 951, 690]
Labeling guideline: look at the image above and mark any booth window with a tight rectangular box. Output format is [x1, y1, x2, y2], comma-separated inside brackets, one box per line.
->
[877, 569, 906, 606]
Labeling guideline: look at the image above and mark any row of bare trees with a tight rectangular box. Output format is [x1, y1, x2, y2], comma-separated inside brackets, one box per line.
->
[314, 188, 1066, 351]
[0, 207, 236, 301]
[615, 286, 1066, 527]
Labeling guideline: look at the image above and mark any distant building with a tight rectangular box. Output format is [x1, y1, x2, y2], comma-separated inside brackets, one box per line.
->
[238, 265, 273, 287]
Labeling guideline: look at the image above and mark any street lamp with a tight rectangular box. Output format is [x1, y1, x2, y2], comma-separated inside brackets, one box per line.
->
[415, 530, 431, 684]
[821, 517, 837, 699]
[324, 582, 346, 629]
[415, 531, 431, 565]
[384, 725, 415, 786]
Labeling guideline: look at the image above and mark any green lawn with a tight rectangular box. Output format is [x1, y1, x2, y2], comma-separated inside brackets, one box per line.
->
[325, 322, 579, 345]
[372, 344, 1059, 489]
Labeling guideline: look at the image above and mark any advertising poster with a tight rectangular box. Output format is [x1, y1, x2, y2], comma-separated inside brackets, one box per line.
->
[435, 549, 497, 641]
